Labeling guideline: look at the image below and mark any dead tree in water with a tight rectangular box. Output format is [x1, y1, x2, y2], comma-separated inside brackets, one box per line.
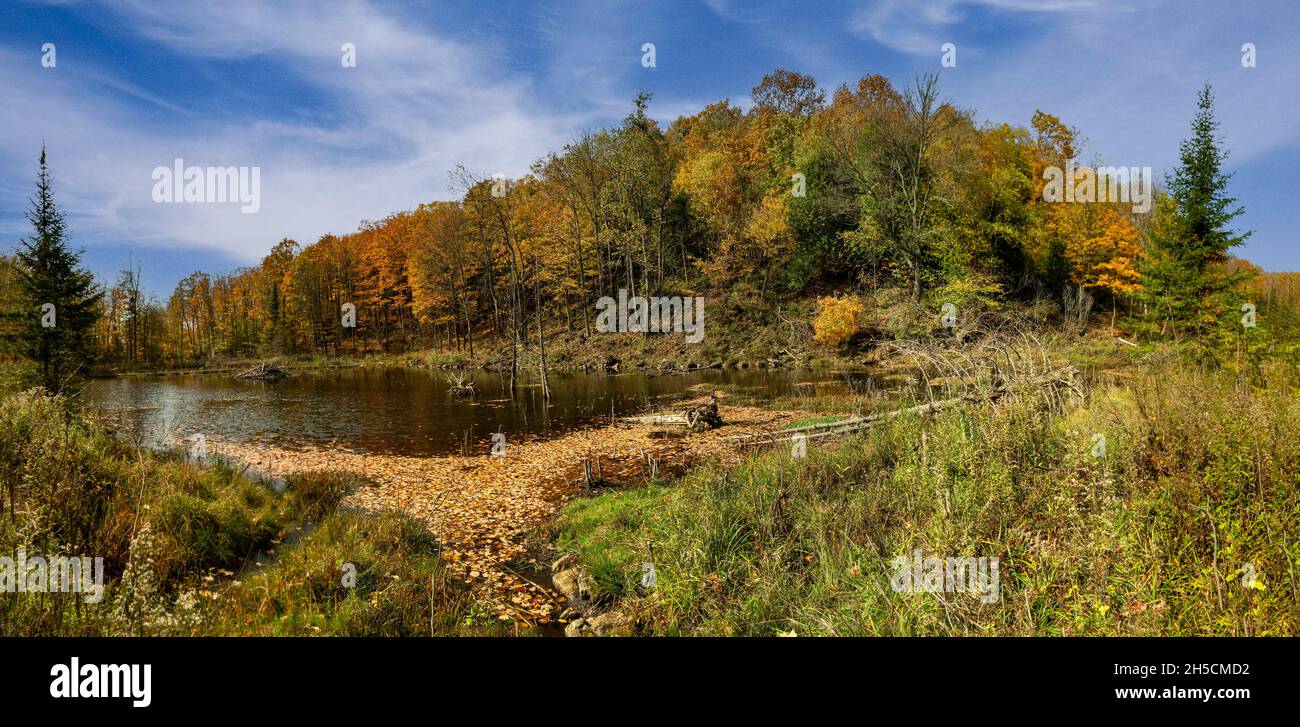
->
[535, 261, 551, 401]
[445, 373, 478, 397]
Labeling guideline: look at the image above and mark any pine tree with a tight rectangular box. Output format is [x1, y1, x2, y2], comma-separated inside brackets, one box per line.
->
[1143, 85, 1250, 337]
[7, 147, 101, 391]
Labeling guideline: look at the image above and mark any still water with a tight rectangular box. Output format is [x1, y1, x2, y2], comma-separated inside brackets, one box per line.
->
[81, 367, 864, 457]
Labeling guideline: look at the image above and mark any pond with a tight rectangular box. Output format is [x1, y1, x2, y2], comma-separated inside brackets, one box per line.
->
[81, 366, 872, 457]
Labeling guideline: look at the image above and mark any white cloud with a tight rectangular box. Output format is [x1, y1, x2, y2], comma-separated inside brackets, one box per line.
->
[0, 0, 593, 264]
[850, 0, 1103, 54]
[932, 0, 1300, 170]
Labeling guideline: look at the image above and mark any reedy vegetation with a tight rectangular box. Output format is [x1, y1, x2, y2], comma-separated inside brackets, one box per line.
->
[556, 347, 1300, 636]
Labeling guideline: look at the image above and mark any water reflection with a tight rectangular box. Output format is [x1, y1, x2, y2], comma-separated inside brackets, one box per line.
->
[82, 367, 866, 457]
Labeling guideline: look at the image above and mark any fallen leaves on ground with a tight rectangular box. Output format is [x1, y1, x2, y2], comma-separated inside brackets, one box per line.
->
[212, 400, 806, 623]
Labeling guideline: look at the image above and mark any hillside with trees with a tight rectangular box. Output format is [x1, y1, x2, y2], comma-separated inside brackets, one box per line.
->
[79, 72, 1291, 375]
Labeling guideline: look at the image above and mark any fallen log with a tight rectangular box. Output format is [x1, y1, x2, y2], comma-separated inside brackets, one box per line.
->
[624, 394, 724, 431]
[728, 367, 1078, 448]
[627, 414, 693, 426]
[726, 391, 999, 448]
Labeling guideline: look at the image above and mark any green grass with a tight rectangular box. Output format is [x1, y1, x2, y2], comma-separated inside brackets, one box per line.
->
[0, 388, 487, 636]
[554, 484, 665, 601]
[785, 414, 847, 429]
[554, 360, 1300, 636]
[199, 510, 503, 636]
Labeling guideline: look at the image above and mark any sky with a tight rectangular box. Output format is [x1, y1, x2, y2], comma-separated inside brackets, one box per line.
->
[0, 0, 1296, 297]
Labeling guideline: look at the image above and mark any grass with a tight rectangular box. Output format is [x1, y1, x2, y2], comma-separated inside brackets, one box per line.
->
[785, 414, 847, 429]
[199, 510, 503, 636]
[0, 388, 489, 636]
[553, 358, 1300, 636]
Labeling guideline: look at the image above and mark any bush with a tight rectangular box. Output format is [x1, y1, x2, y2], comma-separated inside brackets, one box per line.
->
[811, 295, 865, 348]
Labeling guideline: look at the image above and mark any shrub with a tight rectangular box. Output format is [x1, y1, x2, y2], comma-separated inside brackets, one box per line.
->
[811, 295, 865, 348]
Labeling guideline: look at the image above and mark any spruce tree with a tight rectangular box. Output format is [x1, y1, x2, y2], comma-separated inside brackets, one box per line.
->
[1144, 84, 1250, 337]
[7, 147, 101, 391]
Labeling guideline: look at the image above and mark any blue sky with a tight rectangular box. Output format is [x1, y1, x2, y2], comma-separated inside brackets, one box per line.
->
[1, 0, 1296, 297]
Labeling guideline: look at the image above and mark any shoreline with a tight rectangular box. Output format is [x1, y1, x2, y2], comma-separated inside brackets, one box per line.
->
[209, 399, 819, 624]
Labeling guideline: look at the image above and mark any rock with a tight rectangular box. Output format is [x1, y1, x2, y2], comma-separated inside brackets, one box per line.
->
[551, 553, 577, 573]
[603, 355, 621, 372]
[577, 571, 596, 602]
[553, 568, 582, 604]
[564, 618, 588, 638]
[587, 610, 631, 636]
[564, 610, 630, 637]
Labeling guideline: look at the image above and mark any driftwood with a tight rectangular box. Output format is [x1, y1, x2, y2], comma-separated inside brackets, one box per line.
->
[625, 394, 724, 431]
[445, 373, 478, 397]
[234, 363, 289, 381]
[725, 392, 993, 448]
[722, 320, 1085, 449]
[685, 395, 723, 430]
[726, 367, 1078, 449]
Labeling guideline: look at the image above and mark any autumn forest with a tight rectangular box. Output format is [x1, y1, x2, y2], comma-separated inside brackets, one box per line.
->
[75, 70, 1297, 374]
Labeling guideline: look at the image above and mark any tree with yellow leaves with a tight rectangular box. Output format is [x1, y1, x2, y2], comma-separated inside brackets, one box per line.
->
[811, 295, 864, 348]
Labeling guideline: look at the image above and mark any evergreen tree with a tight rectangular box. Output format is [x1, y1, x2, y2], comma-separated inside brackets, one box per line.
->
[1143, 84, 1250, 337]
[6, 147, 101, 391]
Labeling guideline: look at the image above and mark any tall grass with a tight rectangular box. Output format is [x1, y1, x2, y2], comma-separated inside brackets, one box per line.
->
[0, 389, 486, 636]
[555, 360, 1300, 635]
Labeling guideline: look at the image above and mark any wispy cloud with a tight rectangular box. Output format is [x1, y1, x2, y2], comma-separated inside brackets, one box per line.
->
[2, 0, 1296, 277]
[850, 0, 1103, 54]
[1, 0, 597, 263]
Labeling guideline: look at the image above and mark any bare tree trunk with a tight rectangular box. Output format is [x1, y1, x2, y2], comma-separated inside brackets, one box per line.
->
[536, 270, 551, 401]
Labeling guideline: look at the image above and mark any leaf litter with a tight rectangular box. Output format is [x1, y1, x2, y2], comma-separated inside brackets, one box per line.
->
[212, 399, 807, 623]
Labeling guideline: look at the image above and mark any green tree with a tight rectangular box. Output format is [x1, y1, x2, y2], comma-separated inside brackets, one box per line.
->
[1143, 85, 1250, 337]
[5, 148, 101, 391]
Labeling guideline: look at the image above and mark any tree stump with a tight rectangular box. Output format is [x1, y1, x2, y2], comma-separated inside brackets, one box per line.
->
[684, 394, 723, 430]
